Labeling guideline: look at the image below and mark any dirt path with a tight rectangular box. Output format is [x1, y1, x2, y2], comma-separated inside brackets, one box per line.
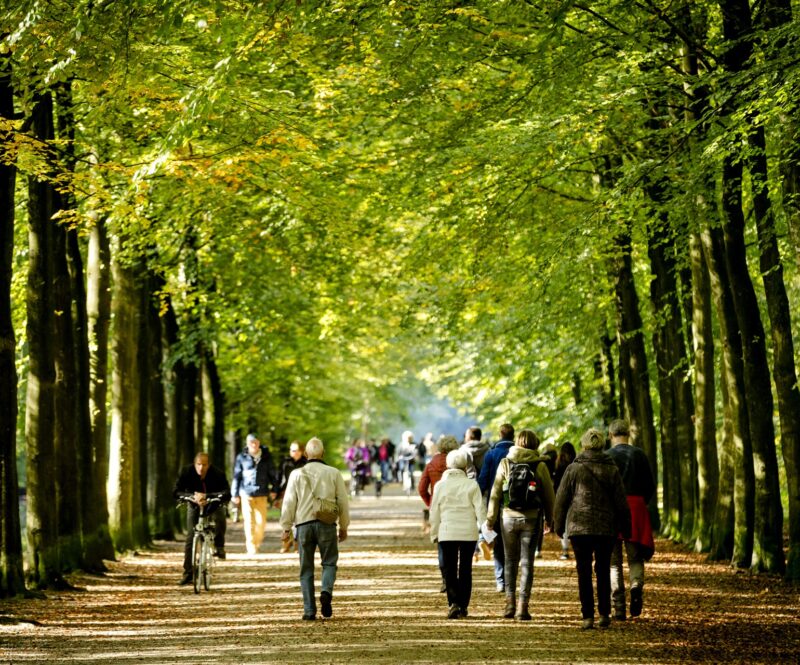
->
[2, 485, 799, 664]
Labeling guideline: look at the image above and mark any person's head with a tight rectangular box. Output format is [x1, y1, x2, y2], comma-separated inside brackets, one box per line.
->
[499, 423, 514, 442]
[305, 437, 324, 460]
[193, 452, 210, 478]
[246, 433, 261, 456]
[581, 428, 606, 451]
[289, 440, 303, 461]
[608, 419, 630, 444]
[557, 441, 576, 468]
[446, 449, 469, 471]
[438, 435, 459, 455]
[402, 430, 414, 444]
[465, 426, 482, 442]
[516, 429, 540, 450]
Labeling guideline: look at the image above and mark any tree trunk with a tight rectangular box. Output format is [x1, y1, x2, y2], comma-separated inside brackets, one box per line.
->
[0, 50, 26, 597]
[759, 0, 800, 584]
[718, 0, 786, 577]
[86, 216, 114, 561]
[710, 356, 735, 561]
[611, 223, 660, 531]
[146, 274, 172, 540]
[204, 353, 226, 473]
[108, 252, 142, 552]
[593, 327, 617, 423]
[25, 91, 64, 588]
[690, 233, 717, 552]
[51, 84, 82, 572]
[701, 223, 753, 566]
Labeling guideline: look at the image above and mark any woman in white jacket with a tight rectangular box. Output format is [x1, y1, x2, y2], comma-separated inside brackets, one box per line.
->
[429, 449, 487, 619]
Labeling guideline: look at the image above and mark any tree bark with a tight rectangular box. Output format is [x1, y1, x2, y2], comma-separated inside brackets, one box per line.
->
[86, 216, 114, 561]
[25, 91, 64, 588]
[690, 233, 717, 553]
[108, 252, 142, 552]
[0, 49, 26, 597]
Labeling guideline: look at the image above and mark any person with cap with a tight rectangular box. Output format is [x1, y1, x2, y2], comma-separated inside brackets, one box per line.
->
[554, 428, 631, 630]
[280, 437, 350, 620]
[231, 433, 278, 555]
[429, 448, 486, 620]
[606, 418, 656, 620]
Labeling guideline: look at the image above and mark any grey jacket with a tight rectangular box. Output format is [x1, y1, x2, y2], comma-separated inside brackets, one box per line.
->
[554, 450, 631, 539]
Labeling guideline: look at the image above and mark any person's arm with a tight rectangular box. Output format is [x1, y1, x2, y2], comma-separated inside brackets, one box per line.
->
[537, 461, 556, 528]
[172, 466, 193, 500]
[477, 451, 493, 494]
[553, 466, 574, 538]
[486, 459, 506, 525]
[230, 453, 242, 504]
[418, 464, 432, 507]
[279, 471, 299, 532]
[335, 470, 350, 541]
[472, 481, 487, 528]
[428, 483, 442, 543]
[613, 469, 632, 540]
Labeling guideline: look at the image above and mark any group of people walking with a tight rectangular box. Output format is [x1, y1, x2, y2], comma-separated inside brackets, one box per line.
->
[423, 419, 655, 629]
[172, 418, 654, 629]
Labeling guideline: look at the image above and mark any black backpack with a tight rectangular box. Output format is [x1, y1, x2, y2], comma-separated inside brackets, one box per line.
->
[505, 461, 541, 511]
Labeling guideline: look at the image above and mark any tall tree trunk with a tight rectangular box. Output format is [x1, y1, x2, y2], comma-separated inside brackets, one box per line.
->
[86, 216, 114, 561]
[611, 222, 660, 531]
[759, 0, 800, 584]
[204, 352, 226, 473]
[702, 224, 753, 566]
[718, 0, 786, 576]
[593, 327, 617, 423]
[134, 281, 149, 546]
[25, 91, 64, 588]
[690, 233, 717, 552]
[51, 83, 82, 572]
[146, 274, 172, 540]
[0, 49, 26, 597]
[710, 358, 735, 561]
[108, 252, 142, 552]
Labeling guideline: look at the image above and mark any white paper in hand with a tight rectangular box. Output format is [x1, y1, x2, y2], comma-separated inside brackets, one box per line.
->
[481, 522, 498, 544]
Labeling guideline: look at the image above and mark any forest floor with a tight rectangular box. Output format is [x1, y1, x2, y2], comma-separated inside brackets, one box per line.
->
[1, 485, 799, 665]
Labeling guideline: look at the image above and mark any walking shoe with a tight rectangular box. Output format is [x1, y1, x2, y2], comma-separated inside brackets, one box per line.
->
[447, 604, 462, 619]
[559, 552, 570, 560]
[515, 601, 531, 621]
[630, 587, 643, 617]
[479, 541, 492, 560]
[496, 582, 505, 593]
[440, 581, 447, 593]
[503, 596, 516, 619]
[215, 548, 226, 560]
[581, 617, 595, 630]
[301, 614, 316, 621]
[598, 615, 611, 628]
[459, 607, 468, 618]
[535, 549, 542, 559]
[320, 591, 333, 618]
[177, 572, 192, 586]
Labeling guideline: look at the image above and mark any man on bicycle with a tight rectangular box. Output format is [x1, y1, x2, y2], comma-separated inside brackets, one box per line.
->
[173, 452, 231, 586]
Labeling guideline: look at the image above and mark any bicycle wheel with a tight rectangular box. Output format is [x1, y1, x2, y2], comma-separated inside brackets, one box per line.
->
[203, 540, 213, 591]
[192, 534, 203, 594]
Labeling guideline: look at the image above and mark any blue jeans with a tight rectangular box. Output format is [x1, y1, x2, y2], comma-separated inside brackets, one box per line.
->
[502, 514, 539, 602]
[297, 521, 339, 617]
[492, 512, 505, 587]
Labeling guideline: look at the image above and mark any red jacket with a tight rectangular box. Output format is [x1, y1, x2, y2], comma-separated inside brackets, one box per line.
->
[418, 453, 448, 508]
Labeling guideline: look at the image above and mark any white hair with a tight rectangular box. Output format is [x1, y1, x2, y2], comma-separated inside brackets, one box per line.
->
[446, 449, 469, 471]
[305, 437, 324, 459]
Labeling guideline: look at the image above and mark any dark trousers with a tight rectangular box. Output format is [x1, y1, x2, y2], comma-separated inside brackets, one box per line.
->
[439, 541, 476, 611]
[183, 504, 226, 573]
[570, 534, 615, 619]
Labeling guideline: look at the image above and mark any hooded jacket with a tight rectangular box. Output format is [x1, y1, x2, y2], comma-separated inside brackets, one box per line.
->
[460, 439, 491, 479]
[553, 449, 631, 539]
[486, 446, 555, 525]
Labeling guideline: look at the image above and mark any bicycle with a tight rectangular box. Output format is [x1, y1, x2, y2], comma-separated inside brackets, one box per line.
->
[179, 492, 225, 593]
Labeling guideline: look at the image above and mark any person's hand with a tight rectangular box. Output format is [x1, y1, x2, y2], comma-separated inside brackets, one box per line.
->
[543, 521, 552, 535]
[338, 529, 348, 543]
[281, 530, 292, 543]
[232, 496, 240, 506]
[269, 492, 277, 502]
[193, 492, 207, 506]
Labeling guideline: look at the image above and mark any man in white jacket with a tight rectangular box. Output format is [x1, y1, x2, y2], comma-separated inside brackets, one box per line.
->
[280, 437, 350, 620]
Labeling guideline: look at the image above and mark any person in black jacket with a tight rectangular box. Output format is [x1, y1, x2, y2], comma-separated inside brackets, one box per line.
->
[173, 452, 231, 585]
